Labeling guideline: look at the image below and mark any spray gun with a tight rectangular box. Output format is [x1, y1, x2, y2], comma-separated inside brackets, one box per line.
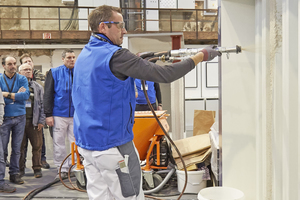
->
[158, 45, 242, 62]
[215, 45, 242, 59]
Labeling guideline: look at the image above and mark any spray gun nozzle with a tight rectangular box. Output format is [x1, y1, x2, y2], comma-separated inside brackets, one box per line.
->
[236, 45, 242, 53]
[215, 45, 242, 54]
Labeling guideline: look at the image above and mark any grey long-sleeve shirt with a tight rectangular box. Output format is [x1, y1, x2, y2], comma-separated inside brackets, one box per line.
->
[110, 48, 195, 82]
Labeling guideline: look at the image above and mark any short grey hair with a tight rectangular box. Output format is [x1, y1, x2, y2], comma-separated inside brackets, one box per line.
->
[62, 49, 75, 58]
[18, 63, 32, 72]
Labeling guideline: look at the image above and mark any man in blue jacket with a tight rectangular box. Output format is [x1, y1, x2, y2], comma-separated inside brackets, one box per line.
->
[0, 56, 30, 187]
[135, 79, 162, 111]
[72, 5, 221, 200]
[44, 49, 76, 181]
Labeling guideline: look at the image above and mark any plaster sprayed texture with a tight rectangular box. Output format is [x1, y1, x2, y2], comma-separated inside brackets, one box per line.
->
[0, 49, 52, 58]
[267, 1, 282, 200]
[0, 49, 59, 74]
[0, 0, 65, 6]
[0, 0, 76, 30]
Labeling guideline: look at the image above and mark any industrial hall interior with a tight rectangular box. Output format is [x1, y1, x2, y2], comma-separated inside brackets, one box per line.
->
[0, 0, 299, 200]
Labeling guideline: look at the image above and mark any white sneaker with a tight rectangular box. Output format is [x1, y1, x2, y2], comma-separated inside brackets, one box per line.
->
[54, 172, 68, 181]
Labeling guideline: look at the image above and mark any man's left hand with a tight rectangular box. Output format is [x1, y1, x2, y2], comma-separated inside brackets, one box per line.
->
[18, 86, 26, 93]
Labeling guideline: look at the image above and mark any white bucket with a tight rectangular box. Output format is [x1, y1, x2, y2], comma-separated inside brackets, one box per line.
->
[176, 170, 206, 194]
[198, 186, 245, 200]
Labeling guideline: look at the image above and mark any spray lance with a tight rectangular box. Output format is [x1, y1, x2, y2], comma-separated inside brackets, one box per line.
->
[156, 45, 242, 62]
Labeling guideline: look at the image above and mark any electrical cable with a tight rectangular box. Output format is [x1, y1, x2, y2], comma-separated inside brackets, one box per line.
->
[140, 74, 188, 200]
[23, 152, 86, 200]
[58, 153, 76, 190]
[68, 164, 87, 192]
[23, 153, 75, 200]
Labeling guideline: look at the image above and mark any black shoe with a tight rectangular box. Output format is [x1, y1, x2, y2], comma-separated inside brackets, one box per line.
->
[41, 160, 50, 169]
[0, 183, 16, 193]
[34, 169, 42, 178]
[5, 160, 9, 167]
[19, 169, 25, 177]
[9, 174, 24, 184]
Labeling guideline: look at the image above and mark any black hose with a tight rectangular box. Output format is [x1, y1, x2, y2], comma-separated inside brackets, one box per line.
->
[23, 179, 61, 200]
[63, 0, 78, 30]
[23, 152, 84, 200]
[141, 80, 188, 200]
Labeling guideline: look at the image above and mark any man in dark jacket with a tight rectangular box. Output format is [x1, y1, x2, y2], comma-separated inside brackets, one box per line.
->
[44, 49, 76, 181]
[18, 63, 45, 178]
[19, 53, 50, 169]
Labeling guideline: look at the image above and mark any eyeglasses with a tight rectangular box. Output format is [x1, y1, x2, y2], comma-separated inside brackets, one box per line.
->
[100, 21, 126, 29]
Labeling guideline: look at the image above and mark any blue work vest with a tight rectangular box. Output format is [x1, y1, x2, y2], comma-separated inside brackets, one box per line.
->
[135, 79, 156, 104]
[72, 34, 136, 151]
[51, 65, 74, 117]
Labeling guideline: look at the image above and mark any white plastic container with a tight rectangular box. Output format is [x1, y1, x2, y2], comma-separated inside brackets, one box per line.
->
[198, 186, 245, 200]
[176, 170, 207, 194]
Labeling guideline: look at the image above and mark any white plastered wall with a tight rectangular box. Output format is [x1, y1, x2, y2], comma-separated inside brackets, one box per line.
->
[221, 0, 299, 199]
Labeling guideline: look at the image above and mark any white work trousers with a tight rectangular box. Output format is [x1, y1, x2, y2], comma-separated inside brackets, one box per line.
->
[78, 142, 145, 200]
[52, 116, 75, 173]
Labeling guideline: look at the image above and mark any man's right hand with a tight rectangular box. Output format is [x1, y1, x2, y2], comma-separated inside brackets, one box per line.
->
[46, 116, 54, 127]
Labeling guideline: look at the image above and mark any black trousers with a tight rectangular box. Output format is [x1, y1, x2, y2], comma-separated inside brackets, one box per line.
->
[135, 103, 157, 111]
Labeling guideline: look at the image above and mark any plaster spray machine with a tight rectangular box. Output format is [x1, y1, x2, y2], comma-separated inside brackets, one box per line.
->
[23, 45, 241, 200]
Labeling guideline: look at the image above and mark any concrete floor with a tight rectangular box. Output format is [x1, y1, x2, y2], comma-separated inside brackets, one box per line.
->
[3, 128, 199, 200]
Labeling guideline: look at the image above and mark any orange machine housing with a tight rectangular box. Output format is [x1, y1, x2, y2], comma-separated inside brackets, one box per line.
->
[132, 110, 169, 171]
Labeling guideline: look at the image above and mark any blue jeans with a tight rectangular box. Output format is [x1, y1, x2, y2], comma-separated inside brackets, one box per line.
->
[0, 115, 26, 176]
[0, 130, 5, 186]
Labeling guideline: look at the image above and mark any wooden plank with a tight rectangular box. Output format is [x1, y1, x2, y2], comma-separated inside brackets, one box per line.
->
[0, 30, 217, 42]
[61, 31, 91, 40]
[31, 31, 61, 40]
[2, 30, 31, 39]
[197, 32, 218, 40]
[183, 31, 197, 40]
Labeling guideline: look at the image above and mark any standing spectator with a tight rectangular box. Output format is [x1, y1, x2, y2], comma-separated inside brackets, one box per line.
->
[19, 54, 45, 86]
[0, 87, 15, 192]
[135, 79, 162, 111]
[18, 63, 45, 178]
[0, 56, 30, 184]
[44, 49, 76, 180]
[19, 54, 50, 169]
[72, 5, 220, 199]
[0, 73, 9, 168]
